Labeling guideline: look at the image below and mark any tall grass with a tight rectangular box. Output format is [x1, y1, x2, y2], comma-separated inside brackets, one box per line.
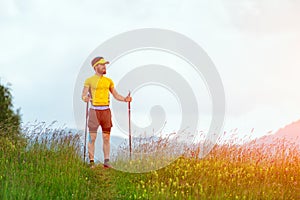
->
[111, 131, 190, 173]
[2, 121, 300, 199]
[127, 137, 300, 199]
[0, 121, 94, 199]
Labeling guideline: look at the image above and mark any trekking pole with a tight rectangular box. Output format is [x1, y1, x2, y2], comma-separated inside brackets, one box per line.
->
[84, 99, 89, 162]
[128, 91, 132, 159]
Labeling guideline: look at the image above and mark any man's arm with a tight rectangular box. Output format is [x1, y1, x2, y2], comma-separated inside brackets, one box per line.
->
[110, 87, 132, 102]
[81, 87, 90, 102]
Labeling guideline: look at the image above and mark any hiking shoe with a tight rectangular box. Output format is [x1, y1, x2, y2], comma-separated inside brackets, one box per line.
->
[103, 161, 112, 168]
[89, 160, 95, 169]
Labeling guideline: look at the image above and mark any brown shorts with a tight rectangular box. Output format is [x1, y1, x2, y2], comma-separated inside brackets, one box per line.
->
[88, 108, 113, 132]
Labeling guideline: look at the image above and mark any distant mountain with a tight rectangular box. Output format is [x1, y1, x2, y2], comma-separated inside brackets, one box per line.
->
[111, 135, 127, 145]
[250, 119, 300, 148]
[273, 119, 300, 140]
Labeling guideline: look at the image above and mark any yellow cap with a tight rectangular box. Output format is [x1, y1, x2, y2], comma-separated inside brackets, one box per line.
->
[91, 57, 110, 67]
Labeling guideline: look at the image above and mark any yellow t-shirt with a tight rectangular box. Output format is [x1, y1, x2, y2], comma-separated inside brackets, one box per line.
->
[84, 75, 114, 106]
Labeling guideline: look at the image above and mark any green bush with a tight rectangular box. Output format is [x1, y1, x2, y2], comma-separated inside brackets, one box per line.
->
[0, 83, 25, 151]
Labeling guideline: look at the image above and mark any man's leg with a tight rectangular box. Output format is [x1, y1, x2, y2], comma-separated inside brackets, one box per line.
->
[88, 131, 97, 162]
[87, 109, 99, 163]
[102, 129, 111, 161]
[96, 109, 113, 167]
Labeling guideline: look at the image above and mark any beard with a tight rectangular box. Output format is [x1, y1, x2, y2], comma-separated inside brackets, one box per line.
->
[96, 67, 106, 74]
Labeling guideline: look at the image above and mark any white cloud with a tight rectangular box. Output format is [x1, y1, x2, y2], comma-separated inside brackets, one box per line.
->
[1, 0, 299, 133]
[222, 0, 300, 33]
[0, 0, 19, 18]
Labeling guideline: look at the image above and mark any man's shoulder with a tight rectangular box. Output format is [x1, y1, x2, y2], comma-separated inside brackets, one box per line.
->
[85, 75, 98, 81]
[103, 76, 113, 82]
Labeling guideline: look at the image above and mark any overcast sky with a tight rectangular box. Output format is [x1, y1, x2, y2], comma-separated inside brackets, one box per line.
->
[1, 0, 300, 139]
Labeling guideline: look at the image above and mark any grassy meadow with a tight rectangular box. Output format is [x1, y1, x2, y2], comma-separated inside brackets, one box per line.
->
[1, 122, 300, 199]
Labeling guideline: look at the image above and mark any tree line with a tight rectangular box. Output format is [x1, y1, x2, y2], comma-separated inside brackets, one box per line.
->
[0, 82, 25, 150]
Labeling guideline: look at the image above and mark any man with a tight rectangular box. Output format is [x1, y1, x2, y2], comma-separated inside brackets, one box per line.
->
[82, 56, 132, 168]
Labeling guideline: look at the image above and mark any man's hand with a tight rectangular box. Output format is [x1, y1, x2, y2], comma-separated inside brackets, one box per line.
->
[124, 95, 132, 102]
[82, 96, 91, 103]
[82, 87, 91, 103]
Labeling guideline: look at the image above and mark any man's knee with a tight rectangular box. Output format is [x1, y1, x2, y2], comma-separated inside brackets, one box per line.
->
[89, 132, 97, 143]
[102, 131, 110, 142]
